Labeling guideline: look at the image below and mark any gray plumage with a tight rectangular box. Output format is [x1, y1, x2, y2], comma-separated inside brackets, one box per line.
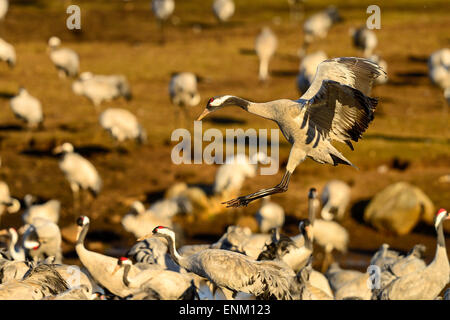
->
[47, 285, 95, 300]
[375, 209, 449, 300]
[370, 243, 402, 268]
[169, 72, 201, 108]
[297, 51, 328, 94]
[0, 227, 26, 261]
[375, 244, 427, 292]
[121, 201, 173, 239]
[0, 181, 20, 222]
[213, 0, 235, 22]
[302, 6, 341, 53]
[198, 57, 384, 207]
[428, 48, 450, 103]
[48, 36, 79, 78]
[145, 227, 296, 300]
[9, 88, 43, 128]
[293, 259, 334, 300]
[350, 26, 378, 58]
[325, 263, 371, 300]
[75, 216, 138, 298]
[212, 225, 271, 259]
[72, 72, 131, 107]
[127, 237, 181, 272]
[152, 0, 174, 22]
[54, 142, 102, 198]
[0, 0, 8, 21]
[255, 27, 278, 81]
[0, 38, 15, 67]
[22, 195, 60, 225]
[22, 218, 63, 263]
[320, 179, 351, 221]
[99, 108, 146, 143]
[368, 54, 388, 85]
[0, 263, 69, 299]
[0, 257, 30, 284]
[113, 257, 197, 300]
[254, 197, 285, 233]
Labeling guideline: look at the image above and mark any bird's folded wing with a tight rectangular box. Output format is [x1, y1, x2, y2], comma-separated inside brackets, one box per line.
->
[303, 80, 378, 147]
[300, 57, 386, 100]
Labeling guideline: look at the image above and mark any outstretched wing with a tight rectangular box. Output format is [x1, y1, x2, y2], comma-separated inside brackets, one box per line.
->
[300, 57, 386, 100]
[299, 57, 384, 148]
[302, 80, 378, 148]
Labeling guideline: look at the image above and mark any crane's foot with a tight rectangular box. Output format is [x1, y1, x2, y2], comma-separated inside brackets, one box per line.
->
[222, 185, 285, 208]
[222, 196, 252, 208]
[222, 171, 292, 208]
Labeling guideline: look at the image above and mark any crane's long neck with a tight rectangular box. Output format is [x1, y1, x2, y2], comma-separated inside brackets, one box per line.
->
[227, 96, 277, 121]
[436, 222, 446, 249]
[163, 234, 188, 270]
[123, 264, 131, 287]
[75, 224, 89, 251]
[259, 57, 270, 81]
[304, 230, 312, 251]
[320, 203, 334, 221]
[429, 221, 448, 272]
[308, 198, 316, 225]
[9, 230, 25, 261]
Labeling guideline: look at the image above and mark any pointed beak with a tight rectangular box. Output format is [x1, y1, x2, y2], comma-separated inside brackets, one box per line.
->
[196, 108, 211, 121]
[305, 226, 313, 241]
[137, 233, 153, 242]
[112, 264, 121, 275]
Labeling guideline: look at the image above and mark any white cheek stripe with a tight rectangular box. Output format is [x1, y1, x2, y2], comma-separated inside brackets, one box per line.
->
[211, 95, 232, 106]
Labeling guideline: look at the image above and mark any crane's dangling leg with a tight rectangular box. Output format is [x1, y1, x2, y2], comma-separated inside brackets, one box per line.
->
[223, 170, 292, 208]
[321, 243, 334, 273]
[71, 182, 80, 214]
[223, 145, 305, 208]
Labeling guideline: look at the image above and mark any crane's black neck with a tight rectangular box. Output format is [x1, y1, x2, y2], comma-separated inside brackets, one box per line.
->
[163, 235, 184, 268]
[123, 264, 131, 287]
[437, 221, 446, 248]
[304, 232, 312, 251]
[224, 96, 250, 110]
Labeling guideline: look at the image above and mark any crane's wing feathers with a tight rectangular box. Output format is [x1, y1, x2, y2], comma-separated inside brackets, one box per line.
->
[303, 79, 378, 147]
[301, 57, 386, 100]
[196, 250, 293, 299]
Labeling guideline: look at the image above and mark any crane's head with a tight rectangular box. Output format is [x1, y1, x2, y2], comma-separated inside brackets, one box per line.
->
[23, 239, 41, 250]
[197, 95, 249, 121]
[435, 208, 449, 229]
[299, 219, 313, 240]
[76, 216, 90, 227]
[48, 36, 61, 49]
[308, 188, 317, 199]
[53, 142, 74, 155]
[152, 225, 173, 237]
[112, 257, 132, 275]
[137, 225, 173, 241]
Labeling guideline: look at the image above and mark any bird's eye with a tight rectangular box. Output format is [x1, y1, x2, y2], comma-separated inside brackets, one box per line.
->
[208, 98, 214, 104]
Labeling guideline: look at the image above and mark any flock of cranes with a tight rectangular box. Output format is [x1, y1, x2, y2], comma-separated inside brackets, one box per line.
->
[0, 0, 447, 301]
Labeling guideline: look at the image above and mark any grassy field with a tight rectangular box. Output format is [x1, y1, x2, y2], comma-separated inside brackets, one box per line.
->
[0, 0, 449, 269]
